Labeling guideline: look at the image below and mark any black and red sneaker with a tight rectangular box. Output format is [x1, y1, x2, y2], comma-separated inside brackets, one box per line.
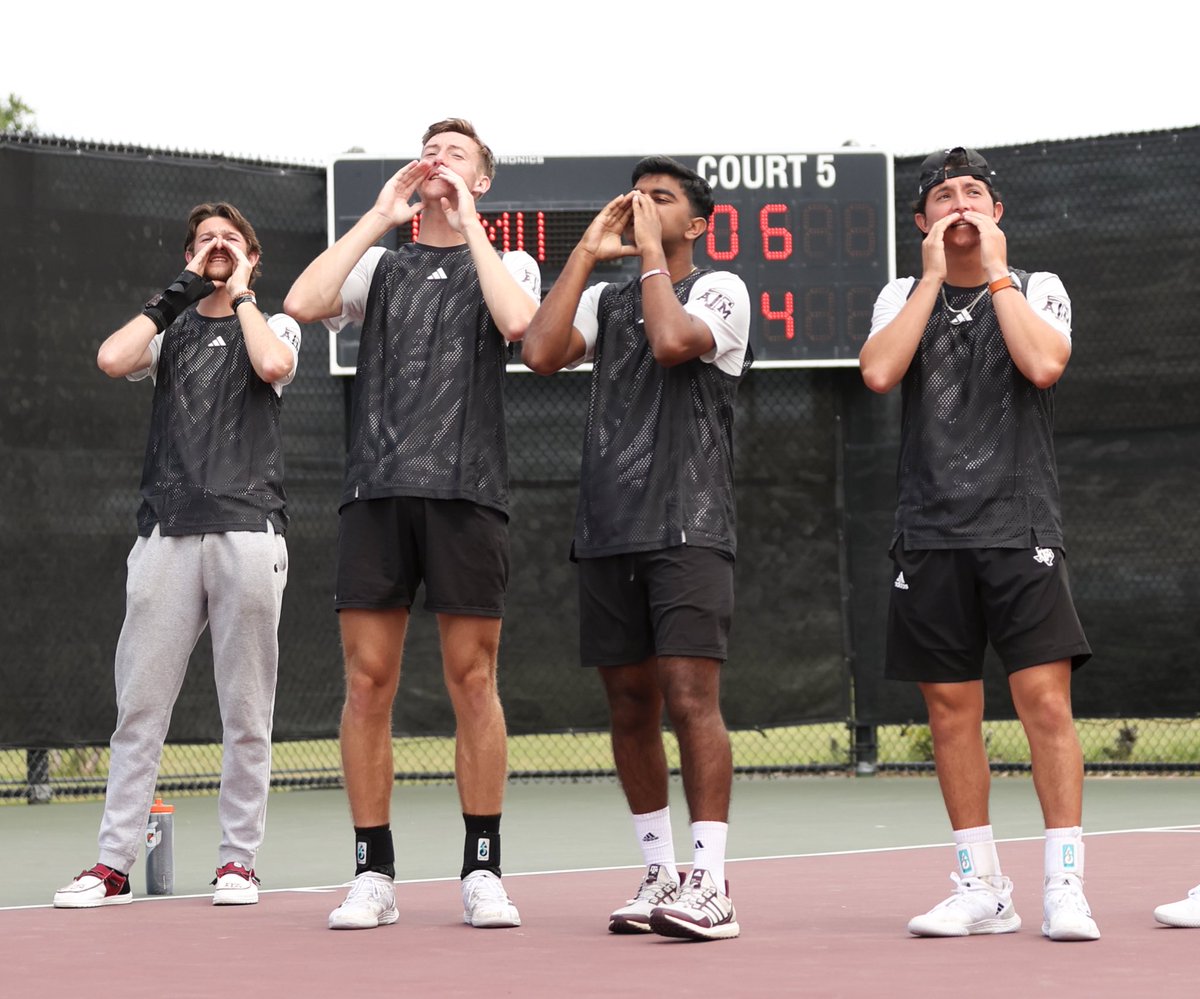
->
[212, 861, 260, 905]
[53, 863, 132, 908]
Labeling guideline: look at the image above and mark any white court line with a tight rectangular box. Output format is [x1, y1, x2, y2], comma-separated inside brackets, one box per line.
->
[7, 824, 1197, 913]
[726, 823, 1200, 865]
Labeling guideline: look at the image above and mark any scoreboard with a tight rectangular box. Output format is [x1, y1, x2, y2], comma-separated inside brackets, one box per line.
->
[327, 150, 894, 374]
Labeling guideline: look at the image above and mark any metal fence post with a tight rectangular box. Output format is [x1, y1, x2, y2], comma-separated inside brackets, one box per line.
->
[26, 749, 52, 803]
[853, 724, 877, 776]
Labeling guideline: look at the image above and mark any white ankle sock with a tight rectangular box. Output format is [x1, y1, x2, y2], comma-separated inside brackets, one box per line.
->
[691, 821, 729, 889]
[632, 807, 678, 883]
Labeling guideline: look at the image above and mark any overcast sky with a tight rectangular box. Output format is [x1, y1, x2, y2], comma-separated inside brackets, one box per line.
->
[6, 1, 1194, 166]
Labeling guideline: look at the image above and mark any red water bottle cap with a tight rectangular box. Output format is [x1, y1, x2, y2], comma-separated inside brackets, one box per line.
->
[150, 797, 175, 814]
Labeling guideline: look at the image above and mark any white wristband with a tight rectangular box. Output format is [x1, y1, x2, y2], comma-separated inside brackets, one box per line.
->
[639, 268, 670, 284]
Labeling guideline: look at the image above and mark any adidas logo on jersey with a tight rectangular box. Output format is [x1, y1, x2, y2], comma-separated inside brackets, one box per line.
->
[894, 572, 909, 590]
[426, 267, 449, 281]
[207, 336, 227, 348]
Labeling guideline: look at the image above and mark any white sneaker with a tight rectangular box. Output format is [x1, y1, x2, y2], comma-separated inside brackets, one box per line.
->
[461, 870, 521, 928]
[907, 873, 1021, 937]
[328, 871, 398, 929]
[648, 868, 740, 941]
[212, 862, 260, 905]
[53, 864, 134, 908]
[1154, 884, 1200, 927]
[1042, 874, 1101, 940]
[609, 863, 680, 934]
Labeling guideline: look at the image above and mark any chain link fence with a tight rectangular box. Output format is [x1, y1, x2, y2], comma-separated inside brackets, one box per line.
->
[2, 127, 1198, 802]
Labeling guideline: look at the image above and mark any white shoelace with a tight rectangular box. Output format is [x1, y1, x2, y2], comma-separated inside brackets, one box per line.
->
[631, 872, 678, 905]
[1045, 877, 1091, 915]
[464, 874, 511, 907]
[934, 872, 973, 909]
[345, 876, 391, 907]
[933, 872, 1010, 911]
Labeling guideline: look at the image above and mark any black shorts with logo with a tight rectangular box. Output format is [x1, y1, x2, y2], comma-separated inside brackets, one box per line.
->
[335, 496, 509, 617]
[885, 545, 1091, 683]
[577, 545, 734, 668]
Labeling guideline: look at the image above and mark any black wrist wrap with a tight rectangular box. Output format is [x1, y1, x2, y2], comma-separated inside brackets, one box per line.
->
[142, 270, 214, 333]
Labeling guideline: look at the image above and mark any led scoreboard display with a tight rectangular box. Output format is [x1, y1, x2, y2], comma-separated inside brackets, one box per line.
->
[327, 151, 894, 373]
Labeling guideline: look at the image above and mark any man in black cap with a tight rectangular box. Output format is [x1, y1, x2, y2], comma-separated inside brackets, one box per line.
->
[860, 147, 1098, 942]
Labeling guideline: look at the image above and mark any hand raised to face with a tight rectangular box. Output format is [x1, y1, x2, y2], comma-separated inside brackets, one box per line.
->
[919, 210, 961, 283]
[578, 193, 640, 262]
[373, 160, 432, 228]
[956, 209, 1008, 277]
[222, 240, 257, 297]
[185, 232, 221, 278]
[629, 191, 665, 253]
[430, 163, 482, 235]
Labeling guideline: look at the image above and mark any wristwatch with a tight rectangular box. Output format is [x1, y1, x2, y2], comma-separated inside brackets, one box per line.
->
[988, 271, 1021, 295]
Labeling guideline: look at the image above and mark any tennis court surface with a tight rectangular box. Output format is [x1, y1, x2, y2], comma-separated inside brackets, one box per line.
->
[4, 776, 1198, 997]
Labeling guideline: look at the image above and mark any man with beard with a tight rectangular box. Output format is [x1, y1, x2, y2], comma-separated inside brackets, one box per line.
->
[860, 147, 1098, 942]
[54, 203, 299, 909]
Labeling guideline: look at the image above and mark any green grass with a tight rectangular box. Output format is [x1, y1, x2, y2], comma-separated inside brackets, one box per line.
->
[5, 718, 1199, 803]
[877, 718, 1200, 766]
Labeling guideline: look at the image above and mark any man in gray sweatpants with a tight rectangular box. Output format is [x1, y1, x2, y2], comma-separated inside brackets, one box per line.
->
[53, 202, 301, 908]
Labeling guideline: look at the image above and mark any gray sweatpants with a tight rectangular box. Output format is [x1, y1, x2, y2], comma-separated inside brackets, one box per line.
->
[97, 524, 288, 873]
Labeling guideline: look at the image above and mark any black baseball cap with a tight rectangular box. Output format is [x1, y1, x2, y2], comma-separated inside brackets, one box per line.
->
[916, 147, 996, 201]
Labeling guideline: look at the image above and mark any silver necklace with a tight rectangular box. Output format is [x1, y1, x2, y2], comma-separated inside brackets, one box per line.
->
[940, 285, 989, 326]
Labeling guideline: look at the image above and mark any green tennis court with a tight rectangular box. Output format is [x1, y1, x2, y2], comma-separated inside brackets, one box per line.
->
[8, 774, 1198, 908]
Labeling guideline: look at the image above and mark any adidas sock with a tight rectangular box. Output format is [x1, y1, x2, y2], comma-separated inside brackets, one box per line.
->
[1045, 826, 1085, 879]
[690, 820, 729, 889]
[952, 824, 1002, 882]
[462, 813, 502, 879]
[354, 825, 395, 879]
[632, 807, 679, 884]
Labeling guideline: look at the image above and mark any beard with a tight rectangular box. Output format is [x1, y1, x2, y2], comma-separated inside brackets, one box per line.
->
[203, 256, 235, 281]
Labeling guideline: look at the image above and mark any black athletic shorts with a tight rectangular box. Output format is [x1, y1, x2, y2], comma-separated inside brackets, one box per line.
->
[577, 545, 734, 668]
[885, 545, 1092, 682]
[334, 496, 509, 617]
